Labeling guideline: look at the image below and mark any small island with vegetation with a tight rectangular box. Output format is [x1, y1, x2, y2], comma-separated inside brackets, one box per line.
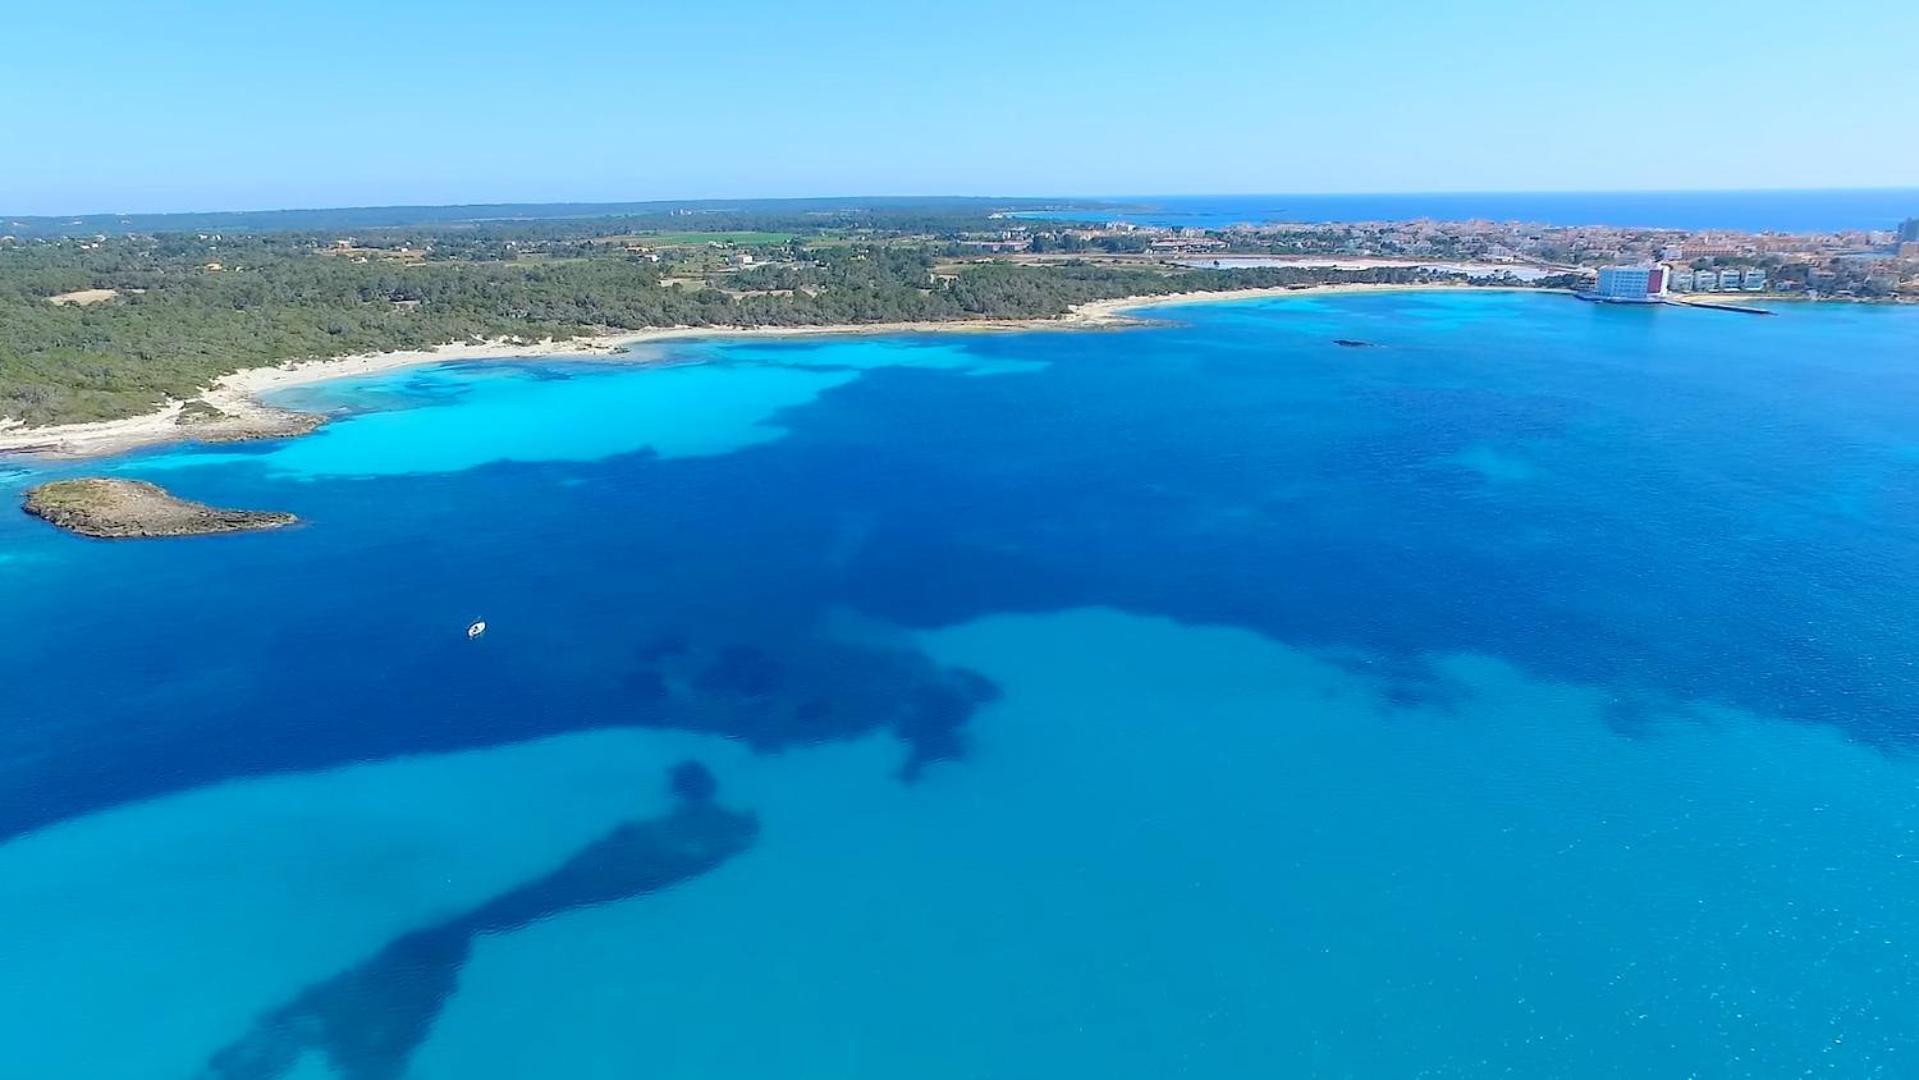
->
[22, 478, 297, 539]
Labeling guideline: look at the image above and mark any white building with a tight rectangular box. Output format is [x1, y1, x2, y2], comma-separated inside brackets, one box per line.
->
[1741, 268, 1767, 291]
[1593, 265, 1668, 301]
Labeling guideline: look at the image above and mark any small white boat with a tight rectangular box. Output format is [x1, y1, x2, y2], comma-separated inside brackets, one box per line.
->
[467, 620, 487, 639]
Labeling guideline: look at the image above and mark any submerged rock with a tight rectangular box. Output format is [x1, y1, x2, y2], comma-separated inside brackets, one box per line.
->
[626, 632, 999, 781]
[199, 761, 756, 1080]
[22, 478, 297, 539]
[1332, 338, 1379, 348]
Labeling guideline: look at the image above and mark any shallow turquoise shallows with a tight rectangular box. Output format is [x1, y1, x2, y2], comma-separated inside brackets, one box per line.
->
[3, 291, 1919, 1078]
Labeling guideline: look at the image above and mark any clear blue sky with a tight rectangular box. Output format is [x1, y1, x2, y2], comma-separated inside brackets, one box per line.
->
[5, 0, 1915, 215]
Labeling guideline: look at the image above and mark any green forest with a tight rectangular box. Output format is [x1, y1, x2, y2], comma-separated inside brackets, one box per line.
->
[0, 211, 1493, 426]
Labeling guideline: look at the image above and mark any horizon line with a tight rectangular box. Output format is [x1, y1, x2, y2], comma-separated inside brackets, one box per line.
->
[8, 186, 1919, 223]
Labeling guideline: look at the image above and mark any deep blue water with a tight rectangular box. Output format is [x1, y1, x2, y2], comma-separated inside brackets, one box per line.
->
[4, 292, 1919, 1077]
[1019, 189, 1919, 232]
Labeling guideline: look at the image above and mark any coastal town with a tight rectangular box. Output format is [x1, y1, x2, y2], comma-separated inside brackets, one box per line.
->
[977, 211, 1919, 301]
[297, 207, 1919, 309]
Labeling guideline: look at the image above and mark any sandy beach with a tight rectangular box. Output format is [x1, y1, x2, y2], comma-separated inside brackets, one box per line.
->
[0, 282, 1491, 460]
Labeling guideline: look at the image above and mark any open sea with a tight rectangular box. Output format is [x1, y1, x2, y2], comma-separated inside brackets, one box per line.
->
[5, 291, 1919, 1077]
[1018, 190, 1919, 232]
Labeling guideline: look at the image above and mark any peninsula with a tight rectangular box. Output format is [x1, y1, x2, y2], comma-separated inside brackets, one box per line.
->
[22, 478, 297, 539]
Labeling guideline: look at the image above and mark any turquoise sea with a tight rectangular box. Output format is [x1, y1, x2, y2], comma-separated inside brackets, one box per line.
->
[4, 291, 1919, 1077]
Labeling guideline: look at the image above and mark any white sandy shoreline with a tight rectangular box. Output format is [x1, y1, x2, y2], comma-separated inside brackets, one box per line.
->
[0, 282, 1498, 460]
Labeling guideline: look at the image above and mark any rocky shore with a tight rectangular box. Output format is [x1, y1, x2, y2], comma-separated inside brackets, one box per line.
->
[22, 478, 297, 539]
[173, 398, 326, 443]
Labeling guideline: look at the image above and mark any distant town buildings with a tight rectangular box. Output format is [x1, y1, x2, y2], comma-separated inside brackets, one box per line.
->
[1585, 263, 1773, 300]
[1664, 242, 1747, 260]
[1898, 218, 1919, 244]
[1147, 235, 1227, 253]
[1662, 265, 1767, 292]
[955, 237, 1030, 253]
